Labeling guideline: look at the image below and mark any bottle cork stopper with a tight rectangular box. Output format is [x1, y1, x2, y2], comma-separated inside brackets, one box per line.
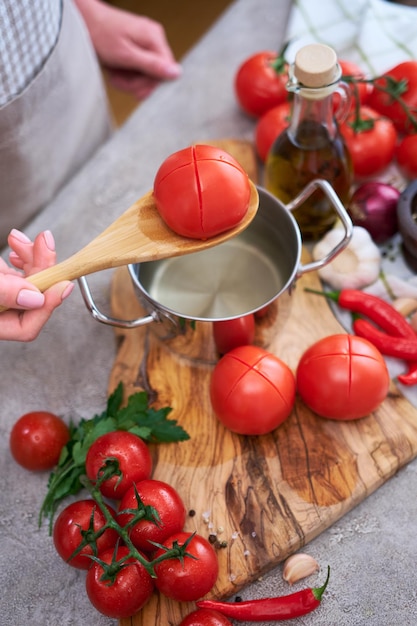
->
[294, 44, 339, 88]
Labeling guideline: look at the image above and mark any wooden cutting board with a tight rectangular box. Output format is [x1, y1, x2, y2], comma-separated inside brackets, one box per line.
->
[108, 140, 417, 626]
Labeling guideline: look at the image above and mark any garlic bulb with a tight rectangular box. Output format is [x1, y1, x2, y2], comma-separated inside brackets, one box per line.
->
[282, 553, 320, 585]
[313, 225, 381, 290]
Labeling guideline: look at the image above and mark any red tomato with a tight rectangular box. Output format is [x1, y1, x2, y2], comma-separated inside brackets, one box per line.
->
[154, 531, 219, 602]
[118, 479, 186, 552]
[254, 305, 271, 319]
[53, 499, 118, 570]
[396, 134, 417, 180]
[180, 609, 233, 626]
[234, 50, 289, 117]
[85, 431, 152, 500]
[153, 144, 251, 239]
[339, 59, 373, 108]
[210, 345, 296, 435]
[340, 106, 397, 178]
[296, 334, 390, 420]
[9, 411, 70, 471]
[368, 60, 417, 134]
[212, 314, 255, 354]
[85, 545, 154, 618]
[255, 101, 291, 162]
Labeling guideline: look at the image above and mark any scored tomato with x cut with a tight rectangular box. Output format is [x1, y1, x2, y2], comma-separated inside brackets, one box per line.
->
[153, 144, 251, 239]
[210, 345, 296, 435]
[296, 334, 390, 420]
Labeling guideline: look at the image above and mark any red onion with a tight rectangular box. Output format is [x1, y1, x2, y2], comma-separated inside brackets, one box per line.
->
[347, 182, 400, 244]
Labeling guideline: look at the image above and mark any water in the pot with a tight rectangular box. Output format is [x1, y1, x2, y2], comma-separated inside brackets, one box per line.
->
[144, 237, 286, 319]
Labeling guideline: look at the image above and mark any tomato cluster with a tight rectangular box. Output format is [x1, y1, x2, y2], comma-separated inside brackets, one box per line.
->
[9, 416, 218, 620]
[50, 431, 219, 618]
[337, 60, 417, 180]
[235, 48, 417, 181]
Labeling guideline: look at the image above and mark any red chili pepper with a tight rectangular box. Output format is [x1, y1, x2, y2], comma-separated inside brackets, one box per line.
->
[353, 317, 417, 360]
[307, 288, 417, 339]
[307, 288, 417, 384]
[196, 567, 330, 621]
[398, 361, 417, 386]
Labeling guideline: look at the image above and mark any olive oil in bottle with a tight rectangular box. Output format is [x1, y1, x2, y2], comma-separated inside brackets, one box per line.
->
[265, 43, 353, 240]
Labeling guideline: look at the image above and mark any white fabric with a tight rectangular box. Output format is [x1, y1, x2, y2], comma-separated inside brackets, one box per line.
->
[286, 0, 417, 75]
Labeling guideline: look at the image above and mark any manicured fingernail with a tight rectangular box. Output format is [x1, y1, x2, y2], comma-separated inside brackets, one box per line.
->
[16, 289, 45, 308]
[61, 282, 74, 301]
[165, 62, 182, 78]
[43, 230, 55, 251]
[9, 229, 31, 243]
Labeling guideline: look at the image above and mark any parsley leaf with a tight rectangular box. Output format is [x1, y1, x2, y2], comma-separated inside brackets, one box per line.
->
[39, 382, 189, 532]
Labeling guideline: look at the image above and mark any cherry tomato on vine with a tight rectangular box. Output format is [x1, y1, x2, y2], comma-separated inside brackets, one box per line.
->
[154, 531, 219, 602]
[368, 60, 417, 134]
[53, 499, 118, 570]
[118, 478, 186, 553]
[180, 608, 233, 626]
[255, 101, 291, 162]
[234, 50, 289, 117]
[86, 545, 154, 618]
[9, 411, 70, 471]
[153, 144, 251, 239]
[210, 345, 296, 435]
[212, 314, 255, 354]
[396, 134, 417, 180]
[339, 105, 397, 178]
[296, 334, 390, 420]
[338, 59, 373, 108]
[85, 431, 152, 500]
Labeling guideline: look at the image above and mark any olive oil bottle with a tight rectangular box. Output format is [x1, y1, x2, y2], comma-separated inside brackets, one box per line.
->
[265, 43, 353, 240]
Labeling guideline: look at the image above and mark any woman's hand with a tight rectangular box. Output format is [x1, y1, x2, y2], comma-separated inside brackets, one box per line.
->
[75, 0, 182, 100]
[0, 230, 74, 342]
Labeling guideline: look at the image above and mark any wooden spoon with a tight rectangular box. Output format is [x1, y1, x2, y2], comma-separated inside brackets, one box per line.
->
[3, 182, 258, 307]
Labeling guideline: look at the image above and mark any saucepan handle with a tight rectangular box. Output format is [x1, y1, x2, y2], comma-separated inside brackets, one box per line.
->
[77, 275, 156, 329]
[285, 179, 353, 277]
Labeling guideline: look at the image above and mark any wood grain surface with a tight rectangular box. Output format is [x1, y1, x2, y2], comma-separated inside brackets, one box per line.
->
[107, 140, 417, 626]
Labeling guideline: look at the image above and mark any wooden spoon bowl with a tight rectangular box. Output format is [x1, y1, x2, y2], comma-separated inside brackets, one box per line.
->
[1, 182, 258, 311]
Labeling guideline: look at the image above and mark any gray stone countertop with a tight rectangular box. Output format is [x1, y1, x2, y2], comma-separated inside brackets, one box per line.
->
[1, 1, 416, 624]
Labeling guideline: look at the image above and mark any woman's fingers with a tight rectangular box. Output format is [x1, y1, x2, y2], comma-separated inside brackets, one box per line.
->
[8, 229, 57, 275]
[0, 280, 74, 342]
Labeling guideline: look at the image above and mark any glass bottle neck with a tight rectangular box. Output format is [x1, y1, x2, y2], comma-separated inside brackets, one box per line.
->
[288, 90, 338, 147]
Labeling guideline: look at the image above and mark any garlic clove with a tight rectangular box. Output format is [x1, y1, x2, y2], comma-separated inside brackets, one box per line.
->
[313, 226, 381, 291]
[282, 553, 319, 585]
